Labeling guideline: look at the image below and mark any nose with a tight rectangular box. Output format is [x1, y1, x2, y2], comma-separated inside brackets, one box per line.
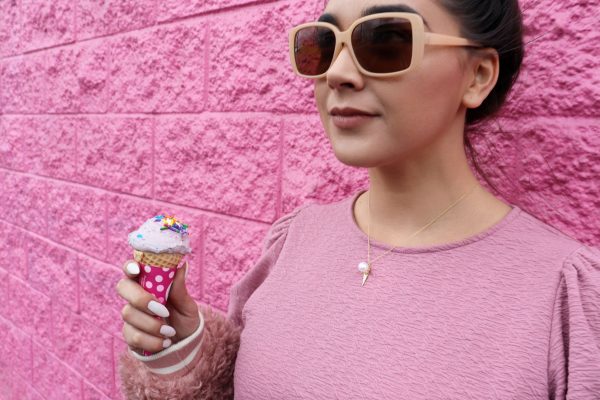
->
[326, 44, 365, 90]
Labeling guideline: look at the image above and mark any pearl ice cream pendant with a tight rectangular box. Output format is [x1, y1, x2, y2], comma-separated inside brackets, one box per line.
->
[358, 261, 371, 286]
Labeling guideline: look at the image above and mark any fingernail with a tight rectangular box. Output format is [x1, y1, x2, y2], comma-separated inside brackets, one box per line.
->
[160, 325, 176, 337]
[126, 262, 140, 275]
[184, 263, 189, 280]
[148, 300, 170, 318]
[163, 338, 172, 348]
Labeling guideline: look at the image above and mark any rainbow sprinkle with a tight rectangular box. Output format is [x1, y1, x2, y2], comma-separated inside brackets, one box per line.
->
[154, 214, 190, 236]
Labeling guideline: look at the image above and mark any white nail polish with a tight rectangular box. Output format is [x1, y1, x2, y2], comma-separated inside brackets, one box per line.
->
[126, 262, 140, 275]
[160, 325, 176, 337]
[163, 338, 172, 348]
[148, 300, 170, 318]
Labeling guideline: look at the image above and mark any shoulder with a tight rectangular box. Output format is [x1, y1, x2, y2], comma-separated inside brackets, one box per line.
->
[507, 207, 587, 257]
[288, 193, 352, 223]
[512, 208, 600, 281]
[262, 202, 314, 251]
[274, 193, 353, 227]
[263, 193, 354, 247]
[561, 244, 600, 275]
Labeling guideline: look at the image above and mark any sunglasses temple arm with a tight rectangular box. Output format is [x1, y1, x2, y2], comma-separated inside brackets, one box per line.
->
[424, 33, 479, 47]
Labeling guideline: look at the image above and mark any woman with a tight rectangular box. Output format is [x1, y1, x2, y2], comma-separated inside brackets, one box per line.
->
[116, 1, 600, 399]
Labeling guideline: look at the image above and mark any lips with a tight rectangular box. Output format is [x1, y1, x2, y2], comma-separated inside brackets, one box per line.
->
[328, 106, 380, 129]
[330, 107, 378, 117]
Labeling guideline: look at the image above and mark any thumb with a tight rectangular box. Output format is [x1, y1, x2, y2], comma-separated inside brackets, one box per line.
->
[165, 261, 191, 309]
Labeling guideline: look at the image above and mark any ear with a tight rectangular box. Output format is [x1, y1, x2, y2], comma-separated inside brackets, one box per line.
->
[462, 48, 500, 109]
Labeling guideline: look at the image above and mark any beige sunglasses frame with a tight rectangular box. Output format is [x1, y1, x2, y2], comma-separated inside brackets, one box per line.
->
[288, 12, 482, 79]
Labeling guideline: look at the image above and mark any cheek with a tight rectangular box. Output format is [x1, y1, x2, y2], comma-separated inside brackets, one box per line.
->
[314, 81, 333, 129]
[377, 78, 430, 130]
[421, 53, 466, 107]
[384, 58, 464, 126]
[376, 69, 464, 151]
[314, 82, 327, 113]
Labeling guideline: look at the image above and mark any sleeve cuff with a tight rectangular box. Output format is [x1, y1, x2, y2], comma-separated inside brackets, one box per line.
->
[127, 309, 206, 377]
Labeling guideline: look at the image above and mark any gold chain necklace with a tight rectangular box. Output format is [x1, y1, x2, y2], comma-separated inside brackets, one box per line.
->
[358, 184, 478, 286]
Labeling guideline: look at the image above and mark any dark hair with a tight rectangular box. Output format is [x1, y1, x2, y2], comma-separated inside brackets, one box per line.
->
[438, 0, 525, 200]
[439, 0, 525, 125]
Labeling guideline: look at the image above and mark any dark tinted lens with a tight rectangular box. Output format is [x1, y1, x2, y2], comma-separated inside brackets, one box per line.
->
[294, 26, 336, 76]
[352, 17, 413, 73]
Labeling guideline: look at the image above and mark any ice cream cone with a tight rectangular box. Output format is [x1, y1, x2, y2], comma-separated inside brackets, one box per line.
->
[134, 248, 185, 310]
[128, 214, 191, 356]
[133, 249, 183, 268]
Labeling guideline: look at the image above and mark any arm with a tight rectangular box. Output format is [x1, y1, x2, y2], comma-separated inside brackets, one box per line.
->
[117, 203, 311, 399]
[547, 245, 600, 399]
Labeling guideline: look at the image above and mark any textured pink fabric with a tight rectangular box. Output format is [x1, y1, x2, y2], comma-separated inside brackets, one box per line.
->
[226, 188, 600, 400]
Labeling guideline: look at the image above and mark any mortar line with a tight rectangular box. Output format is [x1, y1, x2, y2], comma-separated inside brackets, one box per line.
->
[0, 0, 284, 61]
[0, 171, 271, 227]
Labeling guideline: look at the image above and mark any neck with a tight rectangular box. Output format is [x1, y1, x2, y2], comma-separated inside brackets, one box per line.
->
[359, 127, 508, 246]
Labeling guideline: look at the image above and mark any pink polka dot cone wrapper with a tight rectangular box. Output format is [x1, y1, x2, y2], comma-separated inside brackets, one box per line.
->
[138, 261, 185, 356]
[139, 264, 179, 305]
[127, 214, 192, 356]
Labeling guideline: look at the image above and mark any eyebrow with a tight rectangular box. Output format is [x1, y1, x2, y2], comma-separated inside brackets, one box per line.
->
[318, 4, 431, 30]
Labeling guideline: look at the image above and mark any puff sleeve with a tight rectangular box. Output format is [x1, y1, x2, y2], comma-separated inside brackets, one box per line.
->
[547, 245, 600, 399]
[117, 203, 310, 399]
[227, 203, 311, 330]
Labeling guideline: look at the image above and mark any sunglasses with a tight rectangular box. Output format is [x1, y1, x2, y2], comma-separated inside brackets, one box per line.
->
[288, 12, 483, 79]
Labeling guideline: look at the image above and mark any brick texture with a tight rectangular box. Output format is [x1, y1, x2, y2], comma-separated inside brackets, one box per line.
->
[0, 0, 598, 398]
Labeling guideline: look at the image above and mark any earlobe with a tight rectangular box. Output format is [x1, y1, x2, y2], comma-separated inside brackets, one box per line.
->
[462, 50, 500, 109]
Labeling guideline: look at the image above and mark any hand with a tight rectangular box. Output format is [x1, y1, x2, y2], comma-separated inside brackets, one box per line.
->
[116, 259, 200, 354]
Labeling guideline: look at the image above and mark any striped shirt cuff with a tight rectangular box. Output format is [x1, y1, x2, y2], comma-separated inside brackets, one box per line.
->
[127, 309, 205, 378]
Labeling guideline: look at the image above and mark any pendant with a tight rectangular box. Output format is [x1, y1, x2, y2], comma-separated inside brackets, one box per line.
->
[361, 272, 369, 286]
[358, 261, 371, 286]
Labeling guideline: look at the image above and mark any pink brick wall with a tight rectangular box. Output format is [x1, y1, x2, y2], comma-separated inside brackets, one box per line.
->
[0, 0, 598, 398]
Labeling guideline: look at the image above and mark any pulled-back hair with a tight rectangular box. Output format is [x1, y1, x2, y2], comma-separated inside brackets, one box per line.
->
[439, 0, 525, 125]
[439, 0, 526, 199]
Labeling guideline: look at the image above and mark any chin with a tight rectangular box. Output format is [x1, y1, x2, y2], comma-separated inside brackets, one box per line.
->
[328, 142, 380, 169]
[324, 117, 389, 163]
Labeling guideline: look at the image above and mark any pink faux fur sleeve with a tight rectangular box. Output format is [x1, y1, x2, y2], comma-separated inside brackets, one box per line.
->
[118, 304, 242, 400]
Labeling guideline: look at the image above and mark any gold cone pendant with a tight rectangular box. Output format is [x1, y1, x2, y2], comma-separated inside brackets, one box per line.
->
[358, 261, 371, 286]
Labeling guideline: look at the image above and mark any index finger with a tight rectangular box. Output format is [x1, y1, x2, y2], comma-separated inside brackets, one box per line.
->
[116, 277, 162, 315]
[122, 259, 141, 278]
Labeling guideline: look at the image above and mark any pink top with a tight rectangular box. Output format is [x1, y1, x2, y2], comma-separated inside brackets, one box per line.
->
[120, 189, 600, 399]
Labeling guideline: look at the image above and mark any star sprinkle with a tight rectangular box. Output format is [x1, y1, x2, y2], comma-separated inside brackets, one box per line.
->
[154, 214, 190, 235]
